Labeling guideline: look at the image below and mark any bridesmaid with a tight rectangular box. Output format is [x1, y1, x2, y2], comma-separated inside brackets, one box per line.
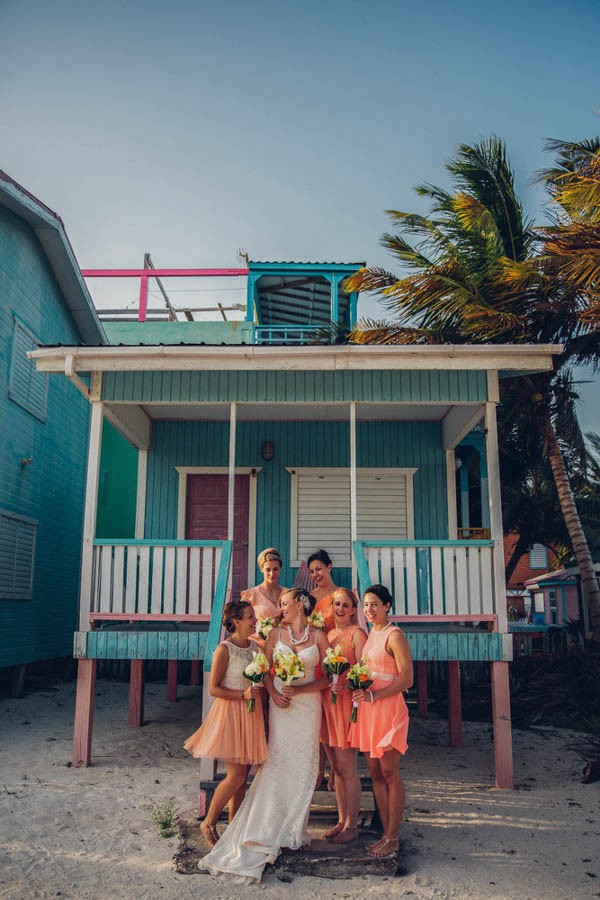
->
[242, 548, 287, 644]
[322, 588, 367, 843]
[349, 584, 413, 859]
[308, 549, 340, 633]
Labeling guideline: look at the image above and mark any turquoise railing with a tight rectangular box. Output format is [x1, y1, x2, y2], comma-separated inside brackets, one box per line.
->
[253, 324, 325, 345]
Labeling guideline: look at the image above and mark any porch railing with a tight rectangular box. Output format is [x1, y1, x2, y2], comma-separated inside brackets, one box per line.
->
[353, 539, 497, 622]
[253, 324, 324, 345]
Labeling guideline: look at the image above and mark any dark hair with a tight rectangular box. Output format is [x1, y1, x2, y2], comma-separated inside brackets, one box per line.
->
[280, 588, 317, 614]
[222, 600, 252, 633]
[307, 549, 332, 568]
[364, 584, 393, 610]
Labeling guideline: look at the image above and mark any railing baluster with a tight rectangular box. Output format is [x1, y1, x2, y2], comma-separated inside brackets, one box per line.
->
[163, 547, 175, 615]
[201, 547, 213, 614]
[112, 546, 124, 613]
[430, 546, 444, 615]
[137, 546, 150, 616]
[125, 546, 138, 614]
[188, 547, 201, 615]
[175, 547, 188, 615]
[467, 545, 482, 615]
[151, 547, 164, 614]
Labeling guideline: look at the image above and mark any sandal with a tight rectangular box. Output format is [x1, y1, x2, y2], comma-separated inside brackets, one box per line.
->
[371, 837, 399, 859]
[200, 821, 220, 847]
[367, 836, 386, 855]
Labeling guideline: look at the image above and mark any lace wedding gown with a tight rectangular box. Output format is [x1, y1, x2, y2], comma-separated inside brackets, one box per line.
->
[201, 637, 322, 883]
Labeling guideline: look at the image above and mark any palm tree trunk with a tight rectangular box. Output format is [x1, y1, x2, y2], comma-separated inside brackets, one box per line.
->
[543, 410, 600, 644]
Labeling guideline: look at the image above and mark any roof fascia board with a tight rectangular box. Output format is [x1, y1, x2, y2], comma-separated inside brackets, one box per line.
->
[29, 343, 562, 375]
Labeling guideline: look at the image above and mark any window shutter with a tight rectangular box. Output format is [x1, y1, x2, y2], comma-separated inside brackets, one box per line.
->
[357, 473, 409, 541]
[0, 510, 37, 600]
[529, 543, 548, 570]
[8, 320, 48, 421]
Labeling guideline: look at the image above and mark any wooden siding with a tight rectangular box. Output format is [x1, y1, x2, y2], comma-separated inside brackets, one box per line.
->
[102, 369, 488, 404]
[144, 419, 447, 588]
[73, 627, 507, 662]
[0, 205, 90, 668]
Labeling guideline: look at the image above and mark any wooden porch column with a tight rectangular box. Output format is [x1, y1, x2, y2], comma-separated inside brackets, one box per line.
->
[447, 661, 463, 747]
[79, 399, 104, 632]
[491, 661, 514, 788]
[134, 448, 148, 538]
[485, 373, 508, 634]
[350, 401, 357, 543]
[190, 660, 201, 686]
[128, 660, 145, 726]
[166, 660, 178, 702]
[227, 402, 237, 543]
[417, 661, 429, 718]
[72, 659, 97, 767]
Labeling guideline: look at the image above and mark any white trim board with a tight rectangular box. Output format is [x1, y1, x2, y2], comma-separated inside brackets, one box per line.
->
[175, 466, 261, 587]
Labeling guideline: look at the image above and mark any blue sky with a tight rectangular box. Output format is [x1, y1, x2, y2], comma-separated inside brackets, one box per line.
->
[1, 0, 599, 429]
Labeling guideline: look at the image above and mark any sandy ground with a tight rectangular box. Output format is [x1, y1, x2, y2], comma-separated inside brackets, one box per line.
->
[0, 678, 599, 899]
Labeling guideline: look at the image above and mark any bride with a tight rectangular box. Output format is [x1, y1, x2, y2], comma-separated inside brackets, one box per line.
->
[201, 588, 328, 882]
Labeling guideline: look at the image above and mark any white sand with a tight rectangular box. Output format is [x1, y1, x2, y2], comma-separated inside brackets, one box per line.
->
[0, 679, 598, 899]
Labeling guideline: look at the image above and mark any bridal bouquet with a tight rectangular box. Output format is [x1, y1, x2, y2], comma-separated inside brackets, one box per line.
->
[323, 645, 349, 704]
[242, 650, 269, 712]
[307, 610, 325, 629]
[273, 648, 305, 685]
[347, 659, 373, 723]
[256, 617, 276, 641]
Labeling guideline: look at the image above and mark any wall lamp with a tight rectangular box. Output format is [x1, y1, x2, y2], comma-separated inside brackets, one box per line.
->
[261, 440, 275, 462]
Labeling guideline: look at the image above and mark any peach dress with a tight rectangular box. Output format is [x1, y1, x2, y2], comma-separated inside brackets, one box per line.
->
[322, 625, 366, 749]
[183, 640, 267, 766]
[348, 624, 409, 759]
[313, 593, 336, 633]
[242, 585, 287, 647]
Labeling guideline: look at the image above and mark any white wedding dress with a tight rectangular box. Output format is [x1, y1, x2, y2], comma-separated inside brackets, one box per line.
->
[201, 636, 322, 883]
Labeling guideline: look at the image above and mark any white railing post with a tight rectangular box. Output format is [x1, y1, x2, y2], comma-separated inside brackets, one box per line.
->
[79, 401, 104, 631]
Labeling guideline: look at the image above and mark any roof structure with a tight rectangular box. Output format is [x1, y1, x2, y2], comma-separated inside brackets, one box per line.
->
[0, 170, 105, 345]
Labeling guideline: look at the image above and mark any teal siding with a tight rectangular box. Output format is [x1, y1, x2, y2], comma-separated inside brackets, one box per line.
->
[74, 628, 506, 662]
[96, 420, 138, 539]
[144, 419, 447, 588]
[102, 369, 488, 404]
[0, 205, 90, 668]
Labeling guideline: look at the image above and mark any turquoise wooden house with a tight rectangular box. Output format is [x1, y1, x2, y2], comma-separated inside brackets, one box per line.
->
[30, 260, 560, 789]
[0, 171, 105, 688]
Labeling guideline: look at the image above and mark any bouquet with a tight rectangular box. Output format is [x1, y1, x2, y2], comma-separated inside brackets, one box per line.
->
[346, 658, 373, 723]
[256, 617, 275, 641]
[307, 610, 325, 629]
[273, 648, 305, 686]
[242, 650, 269, 712]
[323, 644, 349, 704]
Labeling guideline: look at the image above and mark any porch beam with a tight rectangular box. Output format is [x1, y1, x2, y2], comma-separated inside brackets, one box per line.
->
[103, 403, 151, 450]
[485, 373, 509, 635]
[79, 401, 104, 632]
[442, 404, 485, 450]
[228, 403, 237, 541]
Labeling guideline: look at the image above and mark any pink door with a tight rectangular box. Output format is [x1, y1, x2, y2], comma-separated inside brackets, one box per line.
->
[185, 474, 250, 599]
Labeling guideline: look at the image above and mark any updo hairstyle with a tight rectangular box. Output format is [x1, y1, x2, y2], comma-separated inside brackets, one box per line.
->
[307, 549, 333, 568]
[364, 584, 393, 610]
[279, 588, 317, 615]
[257, 547, 283, 570]
[222, 599, 252, 633]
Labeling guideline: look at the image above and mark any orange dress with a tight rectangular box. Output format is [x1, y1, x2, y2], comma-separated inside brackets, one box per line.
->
[242, 585, 287, 647]
[348, 624, 409, 759]
[313, 593, 336, 633]
[322, 625, 367, 749]
[183, 640, 268, 766]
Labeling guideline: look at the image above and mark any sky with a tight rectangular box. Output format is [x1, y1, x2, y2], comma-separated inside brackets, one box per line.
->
[1, 0, 599, 430]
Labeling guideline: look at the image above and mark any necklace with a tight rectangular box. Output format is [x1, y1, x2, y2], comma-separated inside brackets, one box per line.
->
[288, 624, 310, 646]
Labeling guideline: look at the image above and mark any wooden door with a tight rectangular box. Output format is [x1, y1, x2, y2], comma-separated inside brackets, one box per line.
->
[185, 474, 250, 599]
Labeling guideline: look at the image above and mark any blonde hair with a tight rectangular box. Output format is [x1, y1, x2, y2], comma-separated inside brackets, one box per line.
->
[257, 547, 282, 570]
[332, 587, 358, 623]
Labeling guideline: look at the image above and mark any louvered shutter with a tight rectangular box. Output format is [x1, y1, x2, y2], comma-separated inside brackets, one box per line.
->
[0, 510, 37, 599]
[356, 473, 410, 541]
[8, 319, 48, 421]
[529, 543, 548, 569]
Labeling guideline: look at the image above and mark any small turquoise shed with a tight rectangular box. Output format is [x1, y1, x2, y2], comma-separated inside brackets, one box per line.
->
[31, 260, 561, 788]
[0, 171, 105, 684]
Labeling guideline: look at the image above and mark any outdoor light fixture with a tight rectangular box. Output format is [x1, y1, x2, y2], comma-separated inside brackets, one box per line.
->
[261, 440, 275, 461]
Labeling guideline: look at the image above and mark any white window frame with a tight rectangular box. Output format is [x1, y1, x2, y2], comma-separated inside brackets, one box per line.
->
[287, 467, 416, 567]
[0, 508, 38, 601]
[529, 543, 549, 570]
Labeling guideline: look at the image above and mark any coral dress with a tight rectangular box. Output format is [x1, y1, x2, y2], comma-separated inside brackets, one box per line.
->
[313, 593, 336, 633]
[242, 585, 287, 647]
[322, 625, 366, 749]
[183, 640, 267, 766]
[348, 624, 409, 758]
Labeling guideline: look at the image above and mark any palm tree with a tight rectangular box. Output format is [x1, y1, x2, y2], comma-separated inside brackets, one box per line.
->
[345, 137, 600, 643]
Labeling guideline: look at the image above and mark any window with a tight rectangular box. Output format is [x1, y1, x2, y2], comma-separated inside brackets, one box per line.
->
[529, 543, 549, 570]
[288, 468, 416, 566]
[0, 509, 37, 600]
[8, 318, 48, 421]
